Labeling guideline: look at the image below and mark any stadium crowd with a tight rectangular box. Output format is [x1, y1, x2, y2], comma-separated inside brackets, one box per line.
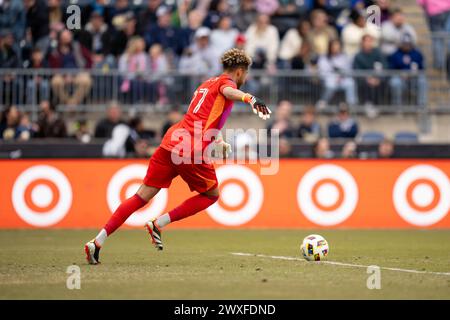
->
[1, 0, 449, 157]
[0, 0, 440, 105]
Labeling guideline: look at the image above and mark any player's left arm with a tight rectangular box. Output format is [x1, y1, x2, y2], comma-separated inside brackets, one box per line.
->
[221, 86, 271, 120]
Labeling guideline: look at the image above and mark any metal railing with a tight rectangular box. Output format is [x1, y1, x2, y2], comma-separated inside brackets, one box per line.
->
[0, 68, 432, 115]
[430, 32, 450, 72]
[428, 32, 450, 110]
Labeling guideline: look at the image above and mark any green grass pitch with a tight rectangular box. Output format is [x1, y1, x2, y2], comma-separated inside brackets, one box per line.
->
[0, 229, 449, 299]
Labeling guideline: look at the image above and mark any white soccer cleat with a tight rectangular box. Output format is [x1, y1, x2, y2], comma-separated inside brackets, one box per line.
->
[84, 239, 101, 265]
[145, 220, 163, 251]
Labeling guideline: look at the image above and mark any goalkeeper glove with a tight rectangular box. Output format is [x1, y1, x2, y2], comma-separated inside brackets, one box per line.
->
[242, 94, 272, 120]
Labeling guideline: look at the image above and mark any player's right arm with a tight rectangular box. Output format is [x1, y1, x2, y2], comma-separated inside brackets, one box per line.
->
[221, 86, 271, 120]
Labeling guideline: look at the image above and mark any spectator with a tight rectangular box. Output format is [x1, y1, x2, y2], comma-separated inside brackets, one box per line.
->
[291, 40, 316, 70]
[180, 9, 205, 50]
[26, 47, 49, 104]
[0, 0, 25, 42]
[316, 39, 357, 109]
[234, 33, 247, 51]
[0, 30, 20, 68]
[137, 0, 163, 35]
[277, 0, 309, 16]
[118, 36, 148, 97]
[102, 123, 130, 158]
[84, 11, 114, 57]
[94, 101, 125, 138]
[353, 34, 388, 112]
[148, 43, 170, 104]
[111, 0, 133, 31]
[210, 16, 239, 56]
[417, 0, 450, 69]
[149, 43, 169, 75]
[126, 117, 156, 157]
[234, 0, 258, 32]
[245, 14, 279, 69]
[279, 137, 293, 158]
[0, 30, 21, 105]
[279, 20, 308, 67]
[48, 29, 93, 105]
[314, 137, 334, 158]
[145, 6, 184, 56]
[48, 0, 63, 26]
[24, 0, 50, 53]
[312, 0, 335, 16]
[380, 8, 418, 56]
[203, 0, 231, 29]
[342, 9, 380, 57]
[175, 0, 200, 28]
[376, 0, 392, 24]
[377, 138, 395, 158]
[111, 12, 138, 57]
[309, 9, 338, 56]
[187, 27, 221, 77]
[16, 112, 35, 140]
[47, 16, 65, 51]
[0, 105, 20, 140]
[36, 100, 67, 138]
[388, 34, 427, 106]
[328, 104, 359, 139]
[72, 119, 92, 144]
[266, 100, 296, 138]
[82, 0, 113, 27]
[255, 0, 279, 16]
[298, 106, 321, 142]
[178, 47, 207, 75]
[161, 105, 183, 136]
[341, 140, 357, 158]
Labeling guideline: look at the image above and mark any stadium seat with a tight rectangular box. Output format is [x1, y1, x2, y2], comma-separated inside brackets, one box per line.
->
[359, 131, 385, 143]
[394, 131, 419, 143]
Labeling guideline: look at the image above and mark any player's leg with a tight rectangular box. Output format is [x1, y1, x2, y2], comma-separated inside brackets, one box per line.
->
[85, 185, 160, 264]
[101, 184, 160, 241]
[156, 187, 219, 228]
[146, 162, 219, 250]
[85, 147, 177, 264]
[146, 187, 219, 251]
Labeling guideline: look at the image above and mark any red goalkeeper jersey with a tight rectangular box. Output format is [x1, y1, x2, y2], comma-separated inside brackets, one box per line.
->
[160, 74, 237, 155]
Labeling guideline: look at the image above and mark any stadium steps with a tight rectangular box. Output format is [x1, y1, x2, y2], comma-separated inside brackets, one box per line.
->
[397, 0, 450, 110]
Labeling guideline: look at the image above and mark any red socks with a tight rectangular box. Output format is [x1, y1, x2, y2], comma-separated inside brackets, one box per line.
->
[103, 193, 218, 235]
[104, 194, 147, 235]
[169, 194, 219, 223]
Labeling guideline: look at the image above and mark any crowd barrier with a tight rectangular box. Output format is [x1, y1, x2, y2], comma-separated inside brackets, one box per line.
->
[3, 140, 450, 158]
[1, 159, 449, 229]
[0, 69, 431, 114]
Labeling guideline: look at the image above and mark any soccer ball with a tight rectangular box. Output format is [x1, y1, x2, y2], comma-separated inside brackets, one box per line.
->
[301, 234, 329, 261]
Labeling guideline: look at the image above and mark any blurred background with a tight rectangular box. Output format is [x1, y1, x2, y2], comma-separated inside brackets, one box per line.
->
[0, 0, 449, 159]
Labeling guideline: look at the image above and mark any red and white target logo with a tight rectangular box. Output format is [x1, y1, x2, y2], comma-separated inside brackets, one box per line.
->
[107, 164, 168, 226]
[206, 165, 263, 226]
[393, 165, 450, 226]
[297, 164, 358, 226]
[12, 165, 72, 227]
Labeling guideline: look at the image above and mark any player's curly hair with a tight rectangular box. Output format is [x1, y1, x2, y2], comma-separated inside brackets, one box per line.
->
[221, 48, 252, 71]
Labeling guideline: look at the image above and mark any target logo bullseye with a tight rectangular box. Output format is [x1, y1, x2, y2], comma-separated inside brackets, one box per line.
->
[12, 165, 72, 227]
[393, 165, 450, 226]
[107, 164, 168, 226]
[297, 164, 358, 226]
[206, 165, 263, 226]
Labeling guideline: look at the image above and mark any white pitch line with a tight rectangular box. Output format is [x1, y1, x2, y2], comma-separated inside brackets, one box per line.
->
[230, 252, 450, 276]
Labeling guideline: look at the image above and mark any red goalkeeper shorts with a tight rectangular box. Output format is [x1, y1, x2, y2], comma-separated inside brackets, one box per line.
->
[143, 147, 218, 194]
